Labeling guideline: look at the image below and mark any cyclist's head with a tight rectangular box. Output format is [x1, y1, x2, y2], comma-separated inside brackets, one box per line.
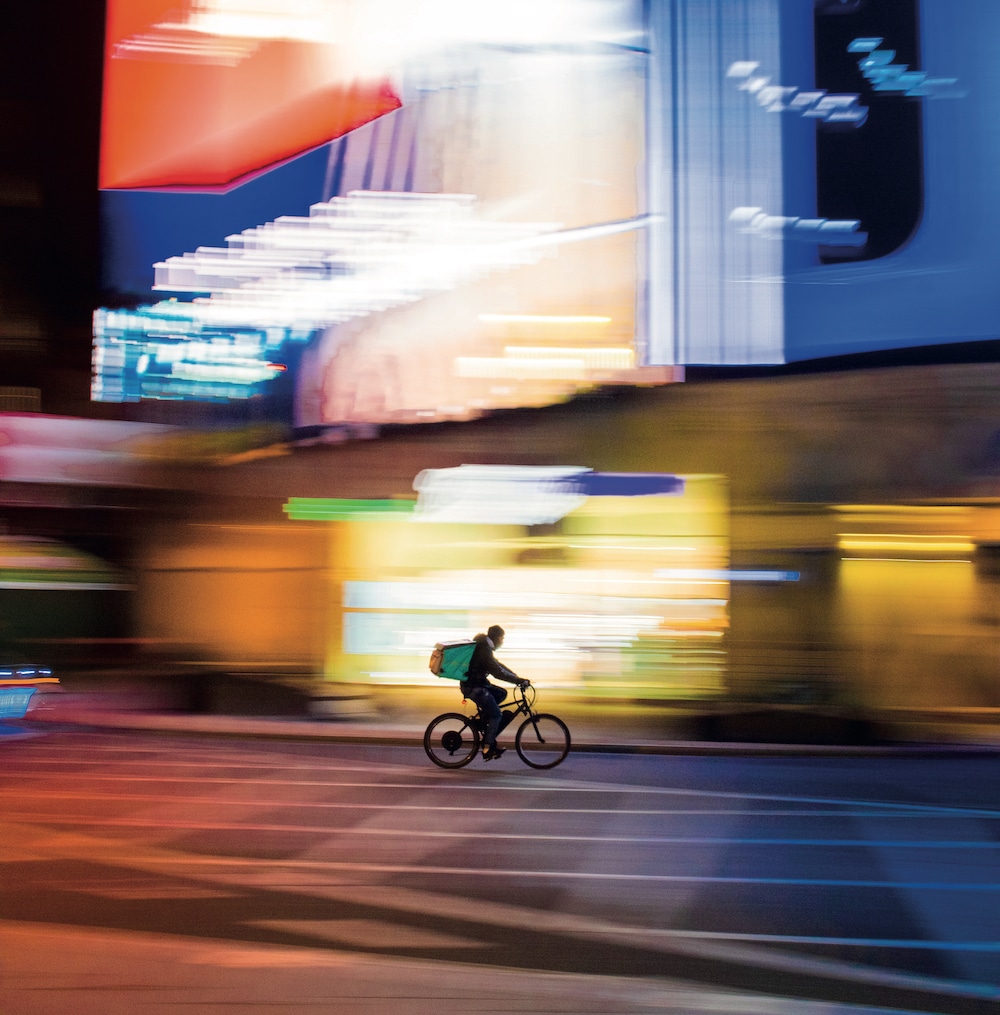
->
[487, 624, 505, 647]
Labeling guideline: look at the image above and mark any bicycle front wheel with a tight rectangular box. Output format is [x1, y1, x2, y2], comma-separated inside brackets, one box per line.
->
[515, 713, 571, 769]
[424, 712, 481, 768]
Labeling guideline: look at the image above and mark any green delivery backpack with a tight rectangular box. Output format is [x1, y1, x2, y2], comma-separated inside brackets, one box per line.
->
[429, 640, 476, 681]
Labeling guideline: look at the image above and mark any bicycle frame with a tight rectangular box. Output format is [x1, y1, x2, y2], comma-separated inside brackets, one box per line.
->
[426, 682, 570, 769]
[462, 682, 533, 724]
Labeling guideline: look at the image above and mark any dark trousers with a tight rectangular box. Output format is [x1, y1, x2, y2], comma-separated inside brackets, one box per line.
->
[464, 684, 509, 749]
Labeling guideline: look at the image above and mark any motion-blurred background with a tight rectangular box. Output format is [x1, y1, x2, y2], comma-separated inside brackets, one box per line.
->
[2, 0, 999, 740]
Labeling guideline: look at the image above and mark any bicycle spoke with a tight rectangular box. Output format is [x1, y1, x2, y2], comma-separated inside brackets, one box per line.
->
[423, 713, 480, 768]
[515, 713, 571, 769]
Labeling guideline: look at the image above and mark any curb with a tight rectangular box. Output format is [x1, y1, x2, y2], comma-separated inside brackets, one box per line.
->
[22, 713, 1000, 757]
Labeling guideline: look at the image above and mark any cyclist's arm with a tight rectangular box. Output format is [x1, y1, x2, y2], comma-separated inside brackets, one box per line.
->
[487, 657, 529, 685]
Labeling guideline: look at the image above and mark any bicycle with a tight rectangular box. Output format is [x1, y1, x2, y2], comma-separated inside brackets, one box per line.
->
[423, 683, 571, 770]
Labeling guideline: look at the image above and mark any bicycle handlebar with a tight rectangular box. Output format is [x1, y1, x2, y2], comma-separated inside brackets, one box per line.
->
[513, 682, 537, 710]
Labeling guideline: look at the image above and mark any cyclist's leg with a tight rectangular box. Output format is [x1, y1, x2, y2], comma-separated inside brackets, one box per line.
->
[489, 685, 518, 737]
[467, 686, 501, 751]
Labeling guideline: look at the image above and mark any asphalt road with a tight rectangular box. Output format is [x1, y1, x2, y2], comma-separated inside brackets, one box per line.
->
[2, 730, 999, 1014]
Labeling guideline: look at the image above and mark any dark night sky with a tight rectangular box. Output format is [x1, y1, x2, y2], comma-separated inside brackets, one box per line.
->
[0, 0, 105, 397]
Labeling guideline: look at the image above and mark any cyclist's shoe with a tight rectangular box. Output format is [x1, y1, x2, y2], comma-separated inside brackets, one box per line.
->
[482, 744, 505, 762]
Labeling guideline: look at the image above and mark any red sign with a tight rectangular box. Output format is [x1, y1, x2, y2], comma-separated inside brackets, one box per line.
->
[100, 0, 400, 190]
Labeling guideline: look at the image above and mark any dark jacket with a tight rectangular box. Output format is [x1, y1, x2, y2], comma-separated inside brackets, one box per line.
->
[460, 632, 520, 689]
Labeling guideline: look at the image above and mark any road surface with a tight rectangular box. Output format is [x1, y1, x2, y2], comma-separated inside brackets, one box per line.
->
[2, 730, 999, 1014]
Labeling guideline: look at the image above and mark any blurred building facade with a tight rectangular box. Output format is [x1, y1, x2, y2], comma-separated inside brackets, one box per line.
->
[1, 1, 999, 729]
[7, 358, 996, 723]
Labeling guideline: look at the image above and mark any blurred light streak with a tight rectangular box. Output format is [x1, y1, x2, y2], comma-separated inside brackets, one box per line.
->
[0, 670, 57, 686]
[453, 346, 637, 380]
[101, 0, 401, 189]
[655, 569, 800, 581]
[113, 1, 346, 61]
[454, 357, 589, 381]
[840, 558, 974, 565]
[113, 28, 260, 63]
[505, 348, 633, 366]
[727, 60, 867, 125]
[730, 207, 867, 247]
[152, 192, 557, 319]
[512, 214, 657, 249]
[344, 577, 727, 613]
[0, 535, 130, 591]
[413, 465, 590, 525]
[96, 189, 597, 403]
[569, 544, 698, 552]
[479, 315, 612, 324]
[99, 3, 661, 414]
[0, 413, 177, 487]
[569, 577, 716, 586]
[287, 470, 728, 692]
[838, 534, 975, 556]
[834, 504, 970, 516]
[283, 497, 415, 521]
[848, 36, 965, 99]
[412, 465, 684, 525]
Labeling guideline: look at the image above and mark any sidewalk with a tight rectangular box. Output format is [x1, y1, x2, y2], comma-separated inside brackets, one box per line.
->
[20, 691, 1000, 756]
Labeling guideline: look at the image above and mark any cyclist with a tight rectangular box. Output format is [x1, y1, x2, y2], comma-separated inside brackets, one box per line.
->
[460, 624, 529, 761]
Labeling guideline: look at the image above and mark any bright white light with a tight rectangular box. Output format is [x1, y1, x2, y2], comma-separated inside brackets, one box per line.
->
[349, 0, 642, 76]
[727, 60, 866, 125]
[571, 544, 697, 552]
[152, 191, 561, 332]
[114, 0, 643, 74]
[182, 0, 340, 42]
[344, 570, 727, 657]
[479, 314, 612, 324]
[413, 464, 590, 525]
[455, 356, 588, 381]
[504, 347, 634, 369]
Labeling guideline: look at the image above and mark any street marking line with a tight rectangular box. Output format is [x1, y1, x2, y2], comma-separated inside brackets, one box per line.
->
[29, 852, 1000, 892]
[3, 789, 992, 820]
[7, 763, 998, 816]
[0, 758, 447, 776]
[591, 929, 1000, 953]
[5, 772, 1000, 818]
[8, 758, 1000, 817]
[548, 778, 1000, 819]
[5, 812, 1000, 852]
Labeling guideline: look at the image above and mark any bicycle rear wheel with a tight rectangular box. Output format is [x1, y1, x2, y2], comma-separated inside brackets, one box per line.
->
[515, 713, 571, 769]
[424, 712, 481, 768]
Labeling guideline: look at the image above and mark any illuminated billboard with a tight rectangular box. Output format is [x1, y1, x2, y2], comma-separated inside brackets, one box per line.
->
[95, 0, 665, 418]
[645, 0, 997, 365]
[284, 467, 732, 695]
[95, 0, 996, 416]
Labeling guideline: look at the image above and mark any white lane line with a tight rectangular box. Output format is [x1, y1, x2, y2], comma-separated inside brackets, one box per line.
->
[4, 789, 991, 820]
[0, 775, 437, 792]
[5, 812, 998, 850]
[7, 763, 1000, 818]
[598, 929, 1000, 953]
[28, 851, 998, 891]
[4, 772, 1000, 818]
[0, 758, 445, 775]
[547, 780, 1000, 819]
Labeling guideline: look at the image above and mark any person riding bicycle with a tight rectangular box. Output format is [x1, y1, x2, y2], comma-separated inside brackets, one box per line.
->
[460, 624, 530, 761]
